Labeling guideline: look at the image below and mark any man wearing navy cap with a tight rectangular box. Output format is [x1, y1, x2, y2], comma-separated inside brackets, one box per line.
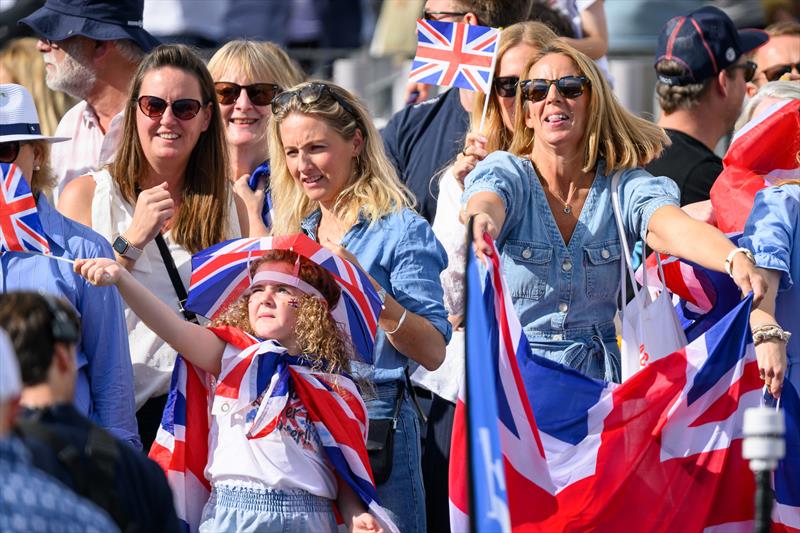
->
[645, 6, 768, 205]
[19, 0, 159, 201]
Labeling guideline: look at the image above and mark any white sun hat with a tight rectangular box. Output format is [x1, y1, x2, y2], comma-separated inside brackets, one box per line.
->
[0, 84, 70, 143]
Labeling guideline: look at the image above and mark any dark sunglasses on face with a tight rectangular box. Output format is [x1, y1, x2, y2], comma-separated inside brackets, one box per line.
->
[422, 10, 468, 20]
[214, 82, 281, 106]
[0, 141, 21, 163]
[493, 76, 519, 98]
[520, 76, 591, 102]
[762, 62, 800, 82]
[137, 95, 203, 120]
[727, 61, 758, 83]
[271, 82, 360, 122]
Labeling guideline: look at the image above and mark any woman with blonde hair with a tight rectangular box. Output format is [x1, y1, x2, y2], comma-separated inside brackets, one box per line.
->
[269, 81, 450, 533]
[207, 40, 304, 235]
[0, 37, 75, 136]
[464, 39, 767, 383]
[58, 44, 240, 449]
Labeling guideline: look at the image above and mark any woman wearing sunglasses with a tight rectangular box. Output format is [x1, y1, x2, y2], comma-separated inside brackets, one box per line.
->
[268, 81, 450, 533]
[58, 44, 241, 450]
[207, 40, 304, 236]
[464, 40, 768, 383]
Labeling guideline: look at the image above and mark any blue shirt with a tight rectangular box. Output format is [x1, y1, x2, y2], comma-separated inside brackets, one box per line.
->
[0, 436, 118, 533]
[0, 195, 139, 447]
[301, 208, 452, 383]
[381, 88, 470, 223]
[464, 151, 679, 380]
[740, 184, 800, 390]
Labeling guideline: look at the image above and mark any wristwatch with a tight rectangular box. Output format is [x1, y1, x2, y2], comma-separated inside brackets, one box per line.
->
[112, 234, 143, 261]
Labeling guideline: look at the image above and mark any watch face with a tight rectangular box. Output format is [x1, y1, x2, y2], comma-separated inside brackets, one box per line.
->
[113, 236, 128, 255]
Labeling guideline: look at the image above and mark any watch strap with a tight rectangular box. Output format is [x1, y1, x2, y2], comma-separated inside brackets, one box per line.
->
[114, 235, 142, 261]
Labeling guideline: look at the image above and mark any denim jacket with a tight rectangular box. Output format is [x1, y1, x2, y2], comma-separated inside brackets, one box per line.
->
[464, 151, 679, 381]
[301, 208, 451, 384]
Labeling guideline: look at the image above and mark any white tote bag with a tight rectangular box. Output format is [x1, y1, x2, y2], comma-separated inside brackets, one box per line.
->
[611, 172, 688, 381]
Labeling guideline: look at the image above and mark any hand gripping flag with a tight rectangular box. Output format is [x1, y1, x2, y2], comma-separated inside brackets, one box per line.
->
[150, 326, 399, 533]
[449, 236, 557, 532]
[410, 19, 500, 94]
[0, 162, 50, 254]
[710, 99, 800, 233]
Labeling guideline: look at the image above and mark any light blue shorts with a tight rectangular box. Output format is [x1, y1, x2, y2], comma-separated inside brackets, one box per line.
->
[199, 485, 337, 533]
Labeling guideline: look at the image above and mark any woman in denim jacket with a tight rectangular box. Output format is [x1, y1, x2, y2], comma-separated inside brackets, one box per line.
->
[267, 81, 451, 533]
[465, 40, 767, 383]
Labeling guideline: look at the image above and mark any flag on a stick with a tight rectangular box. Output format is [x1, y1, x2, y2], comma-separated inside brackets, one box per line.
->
[0, 162, 49, 254]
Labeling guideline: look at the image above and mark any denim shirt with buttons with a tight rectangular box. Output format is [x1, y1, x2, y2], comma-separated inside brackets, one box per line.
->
[301, 208, 452, 384]
[464, 151, 679, 382]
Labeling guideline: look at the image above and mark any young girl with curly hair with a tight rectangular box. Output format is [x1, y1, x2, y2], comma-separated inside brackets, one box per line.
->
[75, 250, 393, 533]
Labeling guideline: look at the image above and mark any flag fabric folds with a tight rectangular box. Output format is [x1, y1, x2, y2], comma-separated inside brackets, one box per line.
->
[710, 99, 800, 233]
[0, 162, 50, 254]
[410, 19, 500, 94]
[450, 238, 556, 531]
[150, 326, 399, 533]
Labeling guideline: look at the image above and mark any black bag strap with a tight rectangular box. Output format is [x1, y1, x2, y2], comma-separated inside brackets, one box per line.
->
[404, 367, 428, 424]
[153, 233, 199, 324]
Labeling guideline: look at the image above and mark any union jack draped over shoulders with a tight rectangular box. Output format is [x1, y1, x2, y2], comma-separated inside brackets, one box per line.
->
[410, 19, 500, 94]
[149, 326, 398, 533]
[0, 162, 50, 254]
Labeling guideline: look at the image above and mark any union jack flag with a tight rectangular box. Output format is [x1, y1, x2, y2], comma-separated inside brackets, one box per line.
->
[150, 326, 399, 532]
[185, 234, 382, 364]
[410, 19, 500, 94]
[0, 163, 50, 254]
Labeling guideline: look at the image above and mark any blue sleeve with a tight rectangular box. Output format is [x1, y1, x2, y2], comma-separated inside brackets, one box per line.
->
[79, 238, 140, 448]
[740, 186, 798, 291]
[617, 167, 680, 242]
[381, 111, 405, 178]
[390, 212, 452, 344]
[463, 151, 530, 244]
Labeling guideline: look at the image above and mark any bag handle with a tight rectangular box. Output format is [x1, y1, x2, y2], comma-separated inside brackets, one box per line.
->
[154, 233, 200, 324]
[610, 171, 640, 311]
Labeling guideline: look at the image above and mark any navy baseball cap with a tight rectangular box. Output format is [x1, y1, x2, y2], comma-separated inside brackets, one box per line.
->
[655, 6, 768, 86]
[19, 0, 159, 53]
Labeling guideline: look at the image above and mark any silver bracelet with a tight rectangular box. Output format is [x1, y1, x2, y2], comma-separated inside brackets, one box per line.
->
[385, 309, 408, 335]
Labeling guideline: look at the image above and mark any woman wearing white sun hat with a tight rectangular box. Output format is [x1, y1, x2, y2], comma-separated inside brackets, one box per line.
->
[0, 83, 139, 448]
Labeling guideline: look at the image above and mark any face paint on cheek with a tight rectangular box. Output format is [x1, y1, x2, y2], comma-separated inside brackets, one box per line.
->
[287, 298, 300, 308]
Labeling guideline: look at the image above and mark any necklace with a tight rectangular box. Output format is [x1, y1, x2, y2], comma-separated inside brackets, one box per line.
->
[547, 183, 576, 214]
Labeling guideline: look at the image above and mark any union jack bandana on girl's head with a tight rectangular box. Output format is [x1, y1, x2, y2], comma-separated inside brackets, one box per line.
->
[249, 270, 326, 302]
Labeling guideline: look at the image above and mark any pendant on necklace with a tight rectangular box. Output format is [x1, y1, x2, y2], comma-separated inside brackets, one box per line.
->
[563, 204, 572, 214]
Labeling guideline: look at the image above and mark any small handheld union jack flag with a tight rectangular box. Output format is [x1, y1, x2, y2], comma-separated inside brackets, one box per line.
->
[0, 162, 50, 255]
[410, 19, 500, 94]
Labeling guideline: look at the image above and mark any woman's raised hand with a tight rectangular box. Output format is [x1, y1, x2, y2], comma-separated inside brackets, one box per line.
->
[126, 182, 174, 247]
[470, 212, 498, 258]
[74, 258, 124, 286]
[453, 132, 489, 189]
[233, 173, 266, 214]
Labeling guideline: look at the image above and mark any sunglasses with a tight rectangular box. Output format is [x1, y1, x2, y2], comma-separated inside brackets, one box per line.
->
[0, 141, 21, 163]
[137, 95, 204, 120]
[422, 10, 468, 20]
[214, 82, 281, 106]
[493, 76, 519, 98]
[520, 76, 591, 102]
[728, 61, 758, 83]
[271, 82, 360, 122]
[762, 62, 800, 82]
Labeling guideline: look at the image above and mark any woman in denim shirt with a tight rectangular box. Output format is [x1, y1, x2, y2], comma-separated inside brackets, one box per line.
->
[268, 81, 451, 533]
[465, 40, 767, 384]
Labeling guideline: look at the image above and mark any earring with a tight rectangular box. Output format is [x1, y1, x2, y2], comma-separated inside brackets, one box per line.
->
[34, 165, 41, 171]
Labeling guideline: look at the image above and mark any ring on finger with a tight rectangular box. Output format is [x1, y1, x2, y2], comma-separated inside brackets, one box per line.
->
[462, 147, 469, 156]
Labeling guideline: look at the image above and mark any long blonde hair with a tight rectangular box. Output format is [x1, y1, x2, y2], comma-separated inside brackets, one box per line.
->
[0, 38, 75, 136]
[469, 21, 557, 153]
[110, 44, 230, 254]
[509, 40, 669, 171]
[207, 40, 304, 93]
[268, 81, 413, 236]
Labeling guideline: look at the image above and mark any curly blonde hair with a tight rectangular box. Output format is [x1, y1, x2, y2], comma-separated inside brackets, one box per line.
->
[211, 250, 353, 374]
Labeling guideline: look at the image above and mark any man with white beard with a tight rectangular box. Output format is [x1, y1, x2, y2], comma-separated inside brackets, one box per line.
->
[19, 0, 159, 200]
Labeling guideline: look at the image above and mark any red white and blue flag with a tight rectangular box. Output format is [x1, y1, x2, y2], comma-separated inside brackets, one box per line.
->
[150, 326, 399, 533]
[410, 19, 500, 94]
[184, 234, 382, 363]
[449, 238, 556, 531]
[0, 162, 49, 254]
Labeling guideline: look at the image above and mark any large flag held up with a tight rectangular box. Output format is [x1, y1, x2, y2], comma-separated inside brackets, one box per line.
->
[0, 162, 50, 254]
[409, 19, 500, 94]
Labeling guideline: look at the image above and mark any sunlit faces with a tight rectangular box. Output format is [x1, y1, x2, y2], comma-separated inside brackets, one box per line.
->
[247, 261, 306, 344]
[496, 43, 538, 131]
[524, 53, 589, 152]
[38, 37, 96, 99]
[752, 35, 800, 87]
[216, 69, 274, 149]
[135, 66, 211, 166]
[278, 112, 363, 210]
